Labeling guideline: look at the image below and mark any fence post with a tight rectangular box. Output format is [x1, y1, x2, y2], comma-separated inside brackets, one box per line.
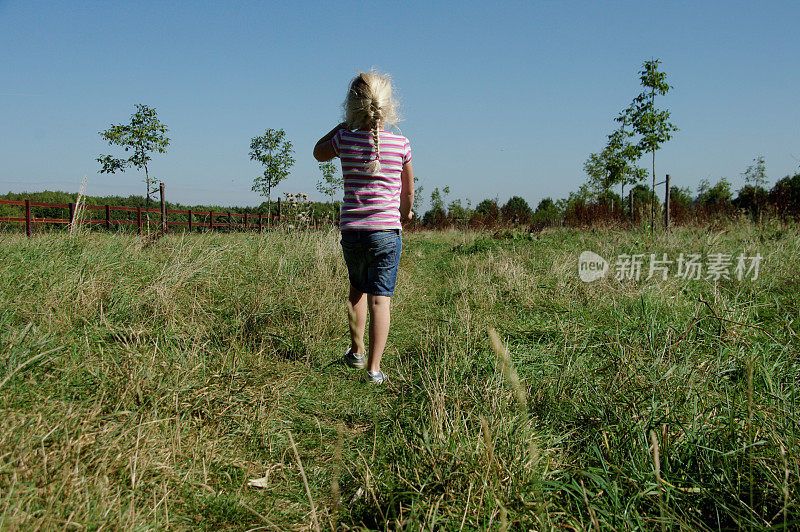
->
[277, 197, 282, 227]
[25, 199, 31, 237]
[628, 190, 633, 222]
[227, 212, 232, 232]
[664, 174, 671, 232]
[105, 204, 111, 231]
[137, 206, 142, 234]
[188, 209, 193, 232]
[209, 211, 214, 231]
[159, 182, 166, 232]
[68, 202, 75, 225]
[244, 212, 248, 232]
[258, 213, 262, 232]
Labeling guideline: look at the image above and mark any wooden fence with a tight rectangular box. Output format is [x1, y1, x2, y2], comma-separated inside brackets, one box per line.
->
[0, 198, 334, 237]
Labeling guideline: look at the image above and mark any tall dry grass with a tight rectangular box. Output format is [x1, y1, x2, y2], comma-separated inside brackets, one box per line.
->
[0, 221, 798, 529]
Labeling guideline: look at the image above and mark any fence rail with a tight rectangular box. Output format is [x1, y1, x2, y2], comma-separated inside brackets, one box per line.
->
[0, 198, 334, 237]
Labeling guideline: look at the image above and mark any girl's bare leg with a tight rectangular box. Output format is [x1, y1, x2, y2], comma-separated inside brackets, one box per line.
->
[367, 294, 391, 372]
[347, 285, 367, 355]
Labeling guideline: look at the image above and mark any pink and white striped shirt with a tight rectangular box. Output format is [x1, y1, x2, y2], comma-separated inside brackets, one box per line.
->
[331, 128, 412, 231]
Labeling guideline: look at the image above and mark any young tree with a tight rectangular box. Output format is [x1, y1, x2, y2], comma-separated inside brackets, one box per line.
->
[619, 59, 678, 231]
[430, 186, 450, 212]
[424, 186, 449, 227]
[742, 155, 767, 221]
[315, 161, 343, 218]
[97, 104, 170, 229]
[584, 120, 647, 206]
[250, 129, 295, 223]
[412, 175, 424, 216]
[448, 198, 472, 225]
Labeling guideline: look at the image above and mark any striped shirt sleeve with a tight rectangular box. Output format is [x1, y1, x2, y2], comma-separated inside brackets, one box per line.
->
[331, 129, 342, 157]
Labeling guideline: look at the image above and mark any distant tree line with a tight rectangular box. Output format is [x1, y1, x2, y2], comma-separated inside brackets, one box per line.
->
[410, 165, 800, 231]
[5, 166, 799, 233]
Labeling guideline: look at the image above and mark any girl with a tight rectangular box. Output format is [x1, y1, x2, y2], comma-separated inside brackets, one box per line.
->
[313, 71, 414, 384]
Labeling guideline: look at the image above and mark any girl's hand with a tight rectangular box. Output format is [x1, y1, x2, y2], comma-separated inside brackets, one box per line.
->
[314, 123, 347, 161]
[399, 161, 414, 221]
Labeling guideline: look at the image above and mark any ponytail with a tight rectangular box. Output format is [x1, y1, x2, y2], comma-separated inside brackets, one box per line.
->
[365, 101, 382, 173]
[366, 122, 381, 173]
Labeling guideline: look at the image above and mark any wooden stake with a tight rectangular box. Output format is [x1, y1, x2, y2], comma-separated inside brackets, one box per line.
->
[25, 199, 31, 237]
[159, 182, 166, 231]
[664, 174, 671, 232]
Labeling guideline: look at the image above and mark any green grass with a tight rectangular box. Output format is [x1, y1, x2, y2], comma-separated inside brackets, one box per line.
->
[0, 222, 798, 530]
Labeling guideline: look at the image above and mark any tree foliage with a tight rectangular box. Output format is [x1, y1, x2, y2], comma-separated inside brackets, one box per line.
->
[412, 175, 424, 215]
[475, 199, 499, 218]
[741, 155, 767, 220]
[669, 186, 693, 206]
[584, 119, 647, 199]
[429, 186, 450, 212]
[97, 104, 170, 226]
[423, 186, 450, 227]
[618, 59, 678, 229]
[696, 178, 734, 215]
[501, 196, 532, 224]
[767, 172, 800, 219]
[250, 129, 295, 223]
[620, 59, 678, 157]
[531, 197, 562, 226]
[447, 198, 472, 225]
[315, 161, 342, 217]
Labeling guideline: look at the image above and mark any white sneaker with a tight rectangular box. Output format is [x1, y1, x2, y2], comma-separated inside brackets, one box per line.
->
[365, 370, 387, 385]
[343, 348, 366, 369]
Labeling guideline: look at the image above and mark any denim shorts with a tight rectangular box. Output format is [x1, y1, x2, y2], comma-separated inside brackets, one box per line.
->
[340, 229, 402, 296]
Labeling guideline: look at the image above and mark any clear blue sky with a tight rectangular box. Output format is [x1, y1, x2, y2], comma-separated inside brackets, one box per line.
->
[2, 0, 798, 209]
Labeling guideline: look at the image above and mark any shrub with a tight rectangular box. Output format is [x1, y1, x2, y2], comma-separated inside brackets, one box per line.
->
[768, 172, 800, 219]
[500, 196, 531, 225]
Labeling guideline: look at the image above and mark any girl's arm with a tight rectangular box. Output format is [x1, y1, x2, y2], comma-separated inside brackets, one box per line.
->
[400, 161, 415, 222]
[313, 123, 346, 162]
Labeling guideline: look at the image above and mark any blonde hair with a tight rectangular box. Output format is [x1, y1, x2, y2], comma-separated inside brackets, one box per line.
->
[342, 70, 400, 173]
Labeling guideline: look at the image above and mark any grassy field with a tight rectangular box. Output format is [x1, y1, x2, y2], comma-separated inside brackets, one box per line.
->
[1, 223, 798, 530]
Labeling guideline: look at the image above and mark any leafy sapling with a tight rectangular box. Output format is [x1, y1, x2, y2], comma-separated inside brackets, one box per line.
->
[742, 155, 767, 221]
[316, 161, 343, 220]
[97, 104, 170, 231]
[250, 128, 295, 225]
[618, 59, 678, 230]
[584, 117, 647, 209]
